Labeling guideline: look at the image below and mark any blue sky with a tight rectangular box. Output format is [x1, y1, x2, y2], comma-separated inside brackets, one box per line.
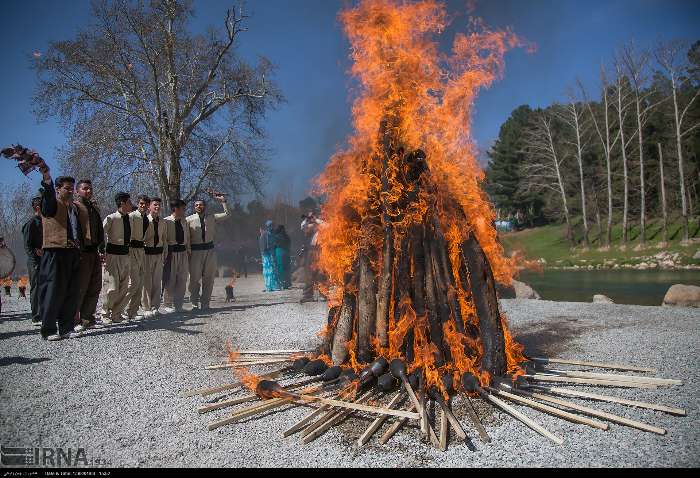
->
[1, 0, 699, 203]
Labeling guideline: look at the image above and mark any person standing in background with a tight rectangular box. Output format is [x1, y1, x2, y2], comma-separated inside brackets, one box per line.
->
[186, 194, 230, 311]
[274, 224, 291, 289]
[21, 196, 43, 325]
[101, 192, 133, 326]
[142, 197, 167, 318]
[259, 221, 279, 292]
[37, 166, 90, 340]
[74, 179, 104, 331]
[162, 199, 190, 313]
[124, 194, 151, 321]
[300, 212, 323, 303]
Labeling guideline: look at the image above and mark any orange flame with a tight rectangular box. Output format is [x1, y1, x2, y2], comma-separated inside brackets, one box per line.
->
[311, 0, 527, 392]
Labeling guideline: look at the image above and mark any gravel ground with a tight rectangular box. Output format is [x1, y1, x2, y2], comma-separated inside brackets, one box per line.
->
[1, 275, 698, 468]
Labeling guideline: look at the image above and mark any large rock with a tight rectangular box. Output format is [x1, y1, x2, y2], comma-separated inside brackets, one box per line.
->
[511, 280, 541, 300]
[663, 284, 700, 307]
[693, 250, 700, 260]
[593, 294, 614, 304]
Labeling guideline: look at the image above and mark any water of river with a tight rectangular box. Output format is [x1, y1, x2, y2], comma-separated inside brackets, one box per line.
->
[517, 269, 700, 306]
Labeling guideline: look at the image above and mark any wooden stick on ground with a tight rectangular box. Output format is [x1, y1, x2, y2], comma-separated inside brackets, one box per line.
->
[205, 358, 292, 370]
[181, 368, 291, 397]
[482, 391, 564, 445]
[379, 402, 415, 445]
[525, 375, 659, 389]
[286, 393, 420, 420]
[439, 407, 448, 451]
[436, 399, 467, 440]
[284, 402, 334, 437]
[464, 396, 491, 443]
[546, 369, 682, 386]
[199, 377, 319, 414]
[301, 391, 376, 444]
[236, 349, 313, 355]
[524, 391, 667, 435]
[529, 357, 656, 373]
[358, 391, 405, 446]
[544, 386, 686, 416]
[488, 387, 609, 430]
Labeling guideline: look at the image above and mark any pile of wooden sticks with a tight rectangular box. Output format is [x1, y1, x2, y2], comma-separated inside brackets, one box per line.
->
[183, 351, 686, 450]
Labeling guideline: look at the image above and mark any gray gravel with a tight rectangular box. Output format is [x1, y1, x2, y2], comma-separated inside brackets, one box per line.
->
[1, 276, 698, 467]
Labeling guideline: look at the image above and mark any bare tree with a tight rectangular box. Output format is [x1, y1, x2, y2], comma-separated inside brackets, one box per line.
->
[657, 143, 669, 244]
[32, 0, 282, 203]
[558, 87, 593, 247]
[612, 58, 637, 247]
[582, 67, 621, 248]
[520, 111, 574, 245]
[655, 40, 700, 242]
[621, 43, 665, 248]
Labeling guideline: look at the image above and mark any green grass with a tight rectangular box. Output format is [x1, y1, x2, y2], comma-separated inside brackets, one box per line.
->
[501, 217, 700, 267]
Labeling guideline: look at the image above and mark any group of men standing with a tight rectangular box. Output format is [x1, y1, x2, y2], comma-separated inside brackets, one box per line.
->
[22, 160, 229, 341]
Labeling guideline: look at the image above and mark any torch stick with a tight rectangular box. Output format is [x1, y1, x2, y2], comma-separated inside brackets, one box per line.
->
[488, 387, 609, 430]
[464, 396, 491, 443]
[525, 374, 659, 389]
[545, 369, 682, 386]
[541, 386, 686, 416]
[235, 349, 314, 355]
[357, 391, 405, 446]
[481, 390, 564, 445]
[389, 359, 424, 422]
[301, 390, 377, 444]
[198, 377, 319, 414]
[378, 402, 415, 445]
[529, 356, 656, 373]
[428, 388, 468, 441]
[439, 406, 449, 451]
[283, 398, 339, 437]
[205, 358, 292, 370]
[181, 367, 292, 397]
[522, 390, 667, 435]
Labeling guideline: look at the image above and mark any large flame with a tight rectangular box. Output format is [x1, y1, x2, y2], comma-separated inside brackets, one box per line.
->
[313, 0, 525, 393]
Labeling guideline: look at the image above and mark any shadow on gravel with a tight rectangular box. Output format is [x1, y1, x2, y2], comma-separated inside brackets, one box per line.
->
[0, 312, 32, 322]
[513, 317, 595, 357]
[0, 356, 50, 366]
[85, 316, 206, 338]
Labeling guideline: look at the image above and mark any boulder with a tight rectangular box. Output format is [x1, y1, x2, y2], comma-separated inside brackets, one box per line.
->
[693, 250, 700, 260]
[663, 284, 700, 307]
[593, 294, 614, 304]
[512, 280, 541, 300]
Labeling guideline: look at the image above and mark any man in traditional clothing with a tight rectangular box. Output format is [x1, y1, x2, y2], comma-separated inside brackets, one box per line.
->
[101, 192, 133, 325]
[186, 194, 229, 311]
[36, 165, 90, 340]
[162, 199, 190, 313]
[300, 212, 323, 303]
[142, 197, 167, 318]
[21, 196, 43, 325]
[74, 179, 104, 331]
[124, 194, 151, 321]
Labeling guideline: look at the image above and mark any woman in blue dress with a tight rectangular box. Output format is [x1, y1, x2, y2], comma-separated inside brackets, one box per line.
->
[259, 220, 279, 291]
[273, 225, 291, 289]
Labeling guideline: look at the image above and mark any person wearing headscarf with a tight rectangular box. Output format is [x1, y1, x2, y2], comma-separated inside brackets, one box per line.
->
[273, 225, 291, 289]
[259, 220, 279, 292]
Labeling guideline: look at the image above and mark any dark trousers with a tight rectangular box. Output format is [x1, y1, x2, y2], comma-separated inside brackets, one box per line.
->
[27, 259, 41, 322]
[76, 251, 102, 324]
[38, 248, 81, 337]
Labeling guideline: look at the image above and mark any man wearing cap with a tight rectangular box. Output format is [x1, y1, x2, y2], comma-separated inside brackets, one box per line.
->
[162, 199, 190, 313]
[186, 194, 229, 311]
[124, 194, 151, 321]
[142, 197, 167, 318]
[101, 192, 133, 325]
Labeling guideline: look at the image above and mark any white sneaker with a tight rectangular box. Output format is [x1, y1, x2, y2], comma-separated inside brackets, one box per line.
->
[143, 311, 153, 320]
[74, 324, 86, 333]
[160, 307, 175, 315]
[99, 318, 114, 327]
[46, 333, 63, 342]
[151, 310, 160, 318]
[66, 331, 83, 339]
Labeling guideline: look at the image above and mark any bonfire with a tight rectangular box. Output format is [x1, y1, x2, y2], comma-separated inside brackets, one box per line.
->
[186, 0, 685, 451]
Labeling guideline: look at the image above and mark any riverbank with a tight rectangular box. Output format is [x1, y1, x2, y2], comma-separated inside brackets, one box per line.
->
[1, 276, 698, 467]
[501, 222, 700, 271]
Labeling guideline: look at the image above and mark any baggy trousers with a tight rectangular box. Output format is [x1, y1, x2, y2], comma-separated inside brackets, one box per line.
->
[102, 253, 131, 321]
[38, 248, 81, 337]
[27, 259, 41, 323]
[76, 251, 102, 324]
[189, 249, 217, 308]
[125, 248, 146, 317]
[164, 251, 188, 310]
[142, 253, 164, 311]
